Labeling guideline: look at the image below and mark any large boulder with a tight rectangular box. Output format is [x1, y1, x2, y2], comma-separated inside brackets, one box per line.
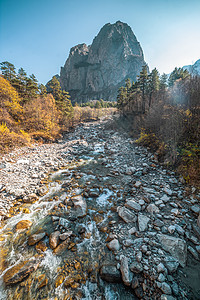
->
[3, 258, 39, 285]
[118, 206, 137, 223]
[157, 234, 187, 267]
[100, 264, 121, 283]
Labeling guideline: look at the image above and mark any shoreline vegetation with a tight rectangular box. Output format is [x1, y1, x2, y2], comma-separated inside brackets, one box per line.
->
[117, 66, 200, 187]
[0, 61, 116, 153]
[0, 61, 199, 187]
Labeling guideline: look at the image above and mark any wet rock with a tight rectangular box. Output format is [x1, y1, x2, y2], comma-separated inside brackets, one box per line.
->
[49, 231, 60, 249]
[158, 234, 187, 267]
[164, 256, 179, 273]
[3, 258, 39, 285]
[107, 239, 120, 251]
[138, 214, 150, 231]
[146, 204, 159, 214]
[120, 256, 132, 286]
[36, 240, 48, 253]
[125, 200, 141, 212]
[37, 186, 48, 196]
[15, 220, 32, 232]
[71, 195, 87, 217]
[23, 193, 39, 203]
[28, 232, 46, 246]
[53, 238, 70, 255]
[51, 216, 59, 222]
[59, 217, 69, 229]
[160, 295, 176, 300]
[130, 261, 143, 273]
[118, 206, 137, 223]
[100, 264, 121, 283]
[59, 231, 73, 241]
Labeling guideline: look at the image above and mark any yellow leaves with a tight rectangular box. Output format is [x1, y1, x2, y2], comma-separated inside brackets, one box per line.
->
[0, 122, 10, 134]
[0, 76, 23, 117]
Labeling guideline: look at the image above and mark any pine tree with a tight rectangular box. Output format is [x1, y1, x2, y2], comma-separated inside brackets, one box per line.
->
[39, 84, 47, 96]
[148, 68, 160, 107]
[48, 76, 62, 103]
[0, 61, 16, 82]
[138, 65, 148, 113]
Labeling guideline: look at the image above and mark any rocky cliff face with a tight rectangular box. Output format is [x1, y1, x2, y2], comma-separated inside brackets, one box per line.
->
[60, 21, 146, 102]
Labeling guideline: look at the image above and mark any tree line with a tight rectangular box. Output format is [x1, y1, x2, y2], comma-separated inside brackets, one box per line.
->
[117, 65, 200, 185]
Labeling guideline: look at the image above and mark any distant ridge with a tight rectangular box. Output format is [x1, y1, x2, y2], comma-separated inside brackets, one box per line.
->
[183, 59, 200, 76]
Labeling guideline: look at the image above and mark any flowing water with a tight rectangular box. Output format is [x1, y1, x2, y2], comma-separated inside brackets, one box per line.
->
[0, 138, 136, 300]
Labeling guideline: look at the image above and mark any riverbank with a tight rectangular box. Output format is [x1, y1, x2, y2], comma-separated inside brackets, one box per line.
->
[0, 115, 200, 299]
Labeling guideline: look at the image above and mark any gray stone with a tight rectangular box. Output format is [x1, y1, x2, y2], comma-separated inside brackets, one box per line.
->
[120, 256, 132, 286]
[158, 273, 166, 282]
[134, 181, 142, 188]
[147, 203, 159, 214]
[171, 282, 179, 296]
[164, 256, 179, 273]
[157, 263, 166, 273]
[71, 195, 87, 217]
[125, 200, 141, 212]
[59, 231, 73, 241]
[131, 276, 139, 289]
[197, 214, 200, 228]
[59, 217, 69, 229]
[158, 234, 187, 267]
[138, 214, 150, 231]
[123, 239, 134, 247]
[128, 227, 137, 235]
[171, 208, 179, 216]
[100, 264, 121, 283]
[160, 295, 176, 300]
[164, 188, 173, 196]
[161, 195, 170, 203]
[28, 232, 46, 246]
[107, 239, 120, 251]
[118, 206, 137, 223]
[160, 282, 172, 294]
[130, 261, 143, 273]
[168, 225, 176, 234]
[188, 246, 199, 260]
[191, 205, 200, 214]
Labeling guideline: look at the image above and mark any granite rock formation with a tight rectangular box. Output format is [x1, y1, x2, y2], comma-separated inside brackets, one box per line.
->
[59, 21, 147, 102]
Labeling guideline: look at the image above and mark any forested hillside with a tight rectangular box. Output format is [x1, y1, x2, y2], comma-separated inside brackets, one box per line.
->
[0, 62, 115, 152]
[117, 66, 200, 185]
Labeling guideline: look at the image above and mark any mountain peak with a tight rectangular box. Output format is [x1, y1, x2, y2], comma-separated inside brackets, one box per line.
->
[60, 22, 146, 102]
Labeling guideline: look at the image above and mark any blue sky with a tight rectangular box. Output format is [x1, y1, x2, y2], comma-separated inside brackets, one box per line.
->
[0, 0, 200, 84]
